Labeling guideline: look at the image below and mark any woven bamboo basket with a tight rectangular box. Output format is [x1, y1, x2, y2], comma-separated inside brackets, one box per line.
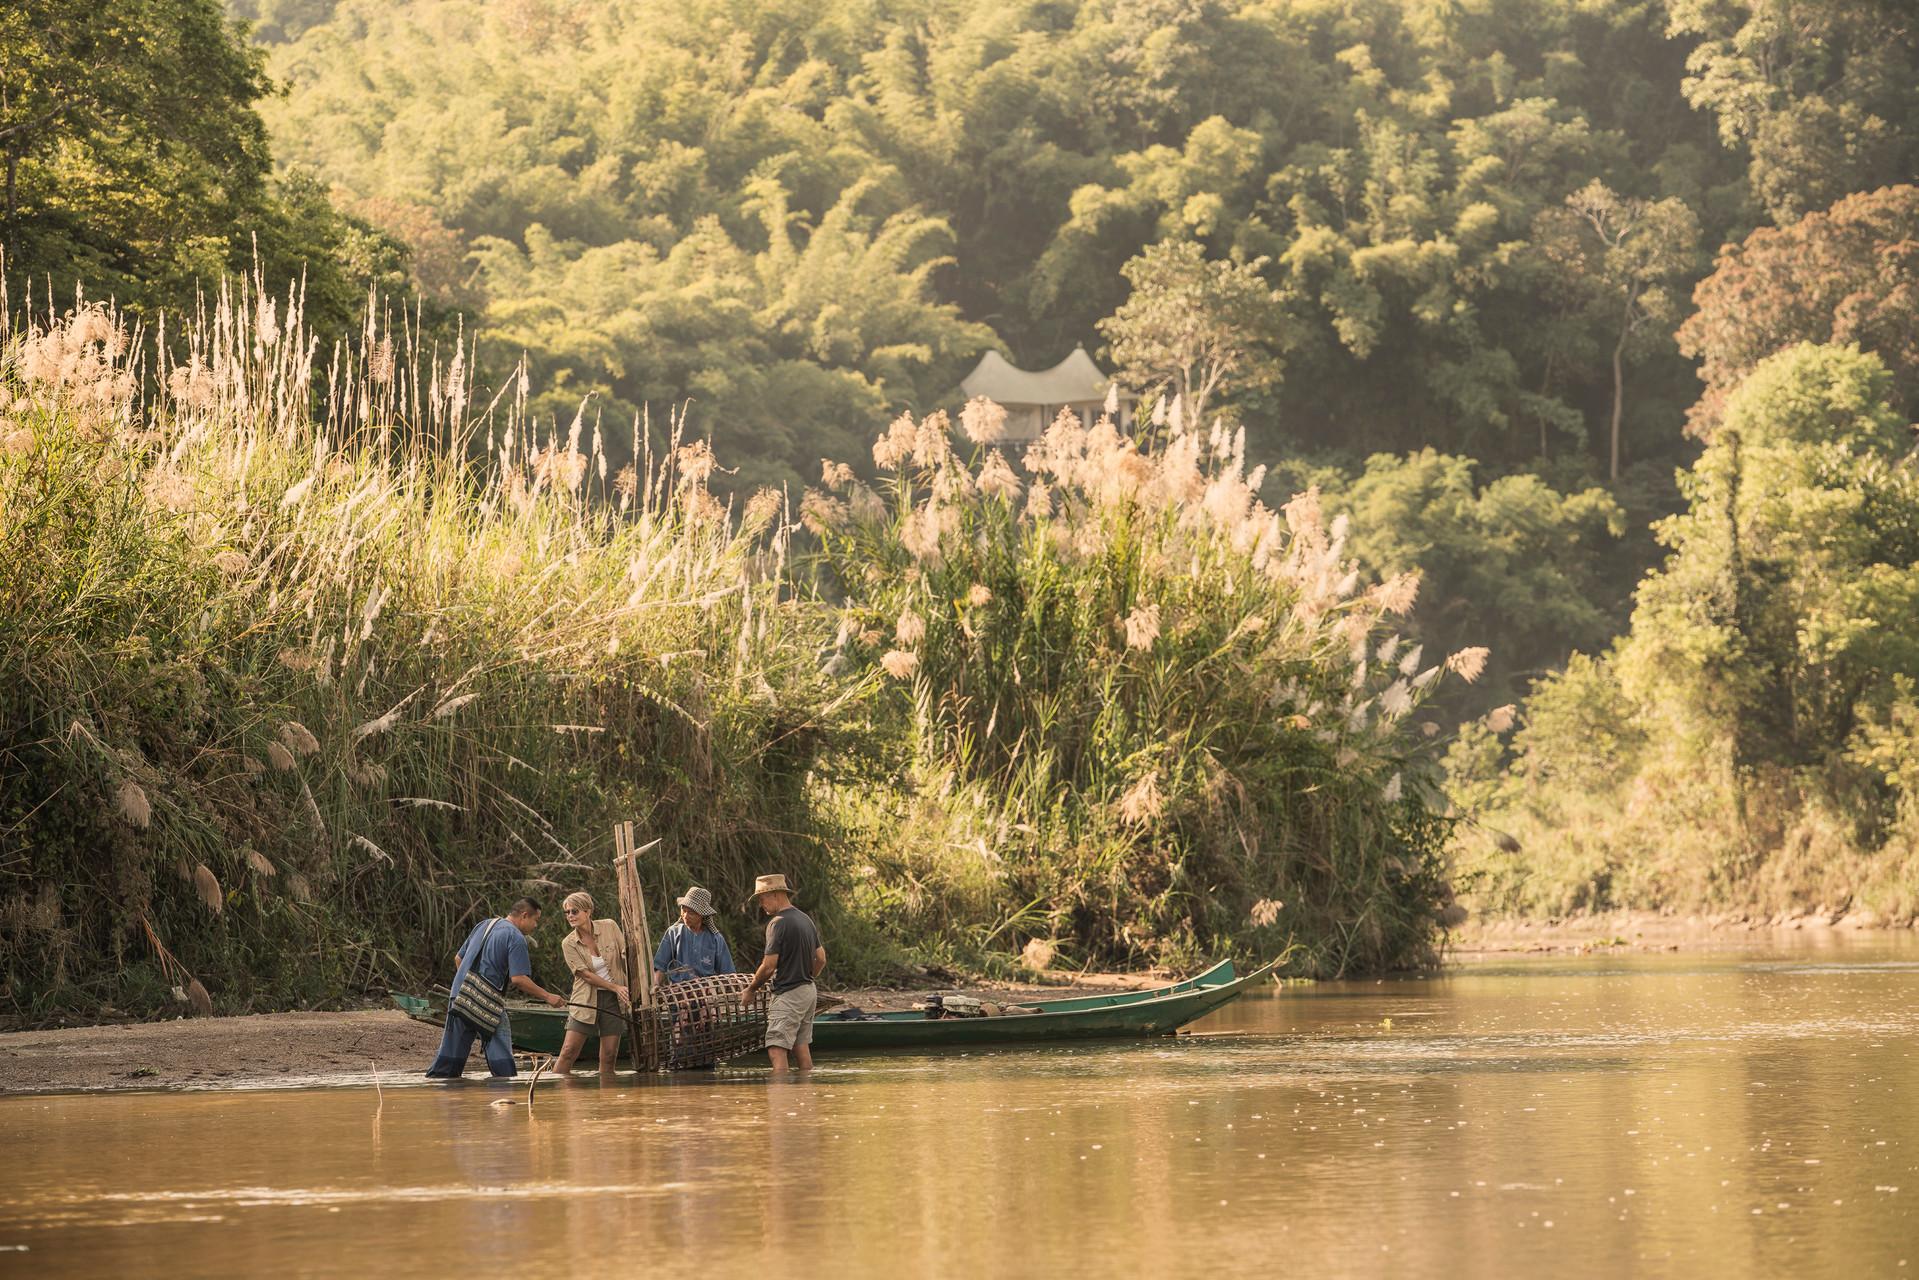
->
[650, 973, 768, 1069]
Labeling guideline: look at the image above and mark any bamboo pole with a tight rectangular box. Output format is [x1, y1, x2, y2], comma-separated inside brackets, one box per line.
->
[613, 822, 662, 1069]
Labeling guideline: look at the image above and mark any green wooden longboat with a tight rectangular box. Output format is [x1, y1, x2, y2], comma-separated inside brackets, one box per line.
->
[390, 957, 1273, 1060]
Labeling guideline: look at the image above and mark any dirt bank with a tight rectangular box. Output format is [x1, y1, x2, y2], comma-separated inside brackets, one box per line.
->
[1452, 907, 1917, 956]
[0, 971, 1167, 1096]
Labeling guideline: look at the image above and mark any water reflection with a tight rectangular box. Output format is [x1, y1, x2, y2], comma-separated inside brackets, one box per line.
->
[2, 939, 1914, 1277]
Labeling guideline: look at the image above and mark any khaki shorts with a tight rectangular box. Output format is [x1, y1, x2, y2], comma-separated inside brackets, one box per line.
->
[766, 983, 816, 1050]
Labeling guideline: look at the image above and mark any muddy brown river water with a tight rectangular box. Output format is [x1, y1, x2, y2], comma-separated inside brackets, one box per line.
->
[2, 937, 1915, 1278]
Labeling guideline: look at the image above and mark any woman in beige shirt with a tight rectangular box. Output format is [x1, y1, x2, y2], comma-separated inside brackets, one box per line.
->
[554, 892, 630, 1078]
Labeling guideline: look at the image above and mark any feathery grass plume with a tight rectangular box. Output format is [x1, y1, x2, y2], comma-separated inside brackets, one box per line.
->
[912, 411, 953, 468]
[2, 427, 32, 455]
[895, 609, 926, 646]
[1486, 704, 1517, 733]
[351, 688, 420, 744]
[873, 411, 916, 470]
[1372, 571, 1420, 616]
[192, 864, 224, 915]
[116, 780, 151, 828]
[821, 460, 855, 491]
[800, 490, 848, 536]
[899, 507, 943, 562]
[212, 550, 249, 576]
[245, 849, 277, 877]
[1024, 480, 1052, 521]
[967, 584, 993, 608]
[280, 721, 320, 756]
[880, 650, 919, 678]
[348, 761, 389, 786]
[1379, 680, 1413, 719]
[1118, 771, 1163, 825]
[265, 741, 297, 771]
[431, 693, 478, 720]
[1447, 647, 1491, 683]
[743, 487, 782, 531]
[1122, 604, 1161, 651]
[1249, 898, 1283, 927]
[976, 449, 1022, 500]
[959, 396, 1008, 445]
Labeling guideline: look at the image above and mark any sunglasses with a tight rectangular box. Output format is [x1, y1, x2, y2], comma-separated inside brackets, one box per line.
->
[563, 907, 586, 915]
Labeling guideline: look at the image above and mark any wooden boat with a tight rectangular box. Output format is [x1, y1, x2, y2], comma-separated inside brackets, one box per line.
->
[390, 957, 1274, 1060]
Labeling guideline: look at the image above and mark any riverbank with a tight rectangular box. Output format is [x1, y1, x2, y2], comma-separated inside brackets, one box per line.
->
[0, 972, 1167, 1095]
[1452, 906, 1916, 956]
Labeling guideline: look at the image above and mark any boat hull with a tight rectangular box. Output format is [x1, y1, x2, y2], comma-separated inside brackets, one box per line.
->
[390, 958, 1272, 1060]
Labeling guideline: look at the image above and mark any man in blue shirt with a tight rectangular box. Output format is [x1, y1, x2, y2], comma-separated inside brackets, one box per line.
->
[425, 898, 565, 1079]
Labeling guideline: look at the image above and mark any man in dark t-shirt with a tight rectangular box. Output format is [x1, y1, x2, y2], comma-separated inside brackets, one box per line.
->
[739, 874, 826, 1072]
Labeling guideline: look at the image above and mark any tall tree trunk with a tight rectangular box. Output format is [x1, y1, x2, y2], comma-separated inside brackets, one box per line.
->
[1609, 324, 1627, 481]
[1538, 352, 1555, 458]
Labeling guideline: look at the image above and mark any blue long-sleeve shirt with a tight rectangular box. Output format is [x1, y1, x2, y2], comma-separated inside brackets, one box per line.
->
[653, 922, 735, 982]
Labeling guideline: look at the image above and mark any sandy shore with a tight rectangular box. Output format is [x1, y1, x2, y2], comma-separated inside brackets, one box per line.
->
[0, 1010, 448, 1096]
[0, 971, 1166, 1096]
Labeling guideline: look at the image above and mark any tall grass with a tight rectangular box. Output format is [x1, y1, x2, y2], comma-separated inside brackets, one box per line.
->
[805, 397, 1475, 976]
[0, 278, 839, 1015]
[0, 282, 1470, 1017]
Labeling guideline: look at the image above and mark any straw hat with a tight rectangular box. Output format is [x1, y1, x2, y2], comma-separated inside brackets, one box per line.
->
[677, 885, 717, 917]
[749, 873, 794, 901]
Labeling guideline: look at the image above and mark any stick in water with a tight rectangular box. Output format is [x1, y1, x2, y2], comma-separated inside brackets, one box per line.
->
[527, 1053, 548, 1110]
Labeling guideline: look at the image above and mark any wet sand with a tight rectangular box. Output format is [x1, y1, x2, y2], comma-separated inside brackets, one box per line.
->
[0, 1010, 446, 1095]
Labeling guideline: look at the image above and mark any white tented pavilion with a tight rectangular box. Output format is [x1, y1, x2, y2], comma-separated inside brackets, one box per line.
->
[958, 346, 1133, 442]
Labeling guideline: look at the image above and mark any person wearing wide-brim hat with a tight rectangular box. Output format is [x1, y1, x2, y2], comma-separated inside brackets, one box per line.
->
[738, 874, 827, 1073]
[652, 884, 736, 989]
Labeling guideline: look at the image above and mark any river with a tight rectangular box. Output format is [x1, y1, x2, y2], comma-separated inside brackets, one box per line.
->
[2, 936, 1914, 1277]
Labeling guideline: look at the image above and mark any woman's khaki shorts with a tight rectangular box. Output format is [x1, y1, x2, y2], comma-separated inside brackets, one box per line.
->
[766, 983, 816, 1050]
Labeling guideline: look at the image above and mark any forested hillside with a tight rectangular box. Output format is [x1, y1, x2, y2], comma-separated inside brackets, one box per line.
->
[255, 0, 1751, 484]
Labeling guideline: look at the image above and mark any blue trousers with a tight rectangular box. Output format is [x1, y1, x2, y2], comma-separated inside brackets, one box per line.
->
[425, 1011, 516, 1078]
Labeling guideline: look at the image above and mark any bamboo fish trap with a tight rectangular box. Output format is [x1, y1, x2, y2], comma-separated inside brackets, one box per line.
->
[612, 821, 768, 1070]
[654, 973, 769, 1068]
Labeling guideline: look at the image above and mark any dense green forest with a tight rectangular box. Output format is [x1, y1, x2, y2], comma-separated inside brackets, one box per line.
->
[244, 0, 1919, 711]
[3, 0, 1918, 1015]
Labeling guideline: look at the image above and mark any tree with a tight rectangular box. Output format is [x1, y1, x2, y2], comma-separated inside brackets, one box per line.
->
[1623, 343, 1919, 771]
[1332, 450, 1626, 716]
[1098, 239, 1290, 427]
[470, 179, 992, 491]
[1535, 182, 1702, 480]
[1667, 0, 1919, 224]
[1, 1, 271, 295]
[1678, 185, 1919, 434]
[0, 0, 385, 331]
